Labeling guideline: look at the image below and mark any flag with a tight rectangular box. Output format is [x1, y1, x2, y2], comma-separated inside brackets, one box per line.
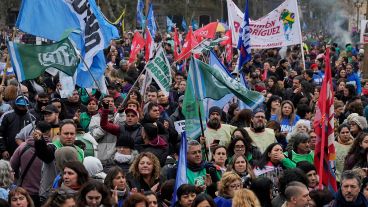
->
[145, 28, 153, 62]
[129, 31, 145, 64]
[237, 0, 251, 70]
[192, 37, 228, 55]
[192, 19, 199, 30]
[193, 22, 218, 41]
[176, 27, 198, 61]
[7, 37, 79, 82]
[171, 132, 188, 206]
[221, 30, 233, 64]
[147, 2, 157, 38]
[137, 0, 145, 29]
[173, 28, 181, 61]
[16, 0, 119, 89]
[182, 18, 188, 31]
[313, 48, 337, 193]
[227, 0, 244, 47]
[167, 16, 175, 32]
[145, 47, 172, 96]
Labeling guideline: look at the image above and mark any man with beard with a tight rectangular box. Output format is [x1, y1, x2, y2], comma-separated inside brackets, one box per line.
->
[245, 108, 276, 153]
[29, 92, 50, 121]
[0, 96, 35, 159]
[203, 106, 236, 149]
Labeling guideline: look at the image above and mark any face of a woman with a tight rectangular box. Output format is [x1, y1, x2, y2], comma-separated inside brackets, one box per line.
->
[343, 87, 349, 97]
[146, 194, 158, 207]
[271, 100, 281, 109]
[130, 92, 138, 100]
[268, 144, 283, 163]
[234, 108, 240, 117]
[63, 167, 78, 187]
[227, 180, 242, 197]
[360, 136, 368, 149]
[85, 190, 102, 207]
[87, 101, 98, 112]
[234, 140, 246, 156]
[363, 185, 368, 200]
[296, 124, 308, 133]
[138, 156, 154, 176]
[270, 66, 276, 72]
[196, 200, 211, 207]
[338, 82, 346, 91]
[113, 172, 126, 190]
[234, 156, 247, 173]
[339, 69, 346, 77]
[282, 103, 292, 116]
[268, 79, 274, 87]
[213, 148, 227, 166]
[339, 127, 351, 143]
[60, 198, 76, 207]
[350, 122, 360, 134]
[10, 193, 28, 207]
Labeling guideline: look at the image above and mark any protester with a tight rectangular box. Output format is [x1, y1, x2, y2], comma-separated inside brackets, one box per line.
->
[8, 187, 34, 207]
[76, 180, 113, 207]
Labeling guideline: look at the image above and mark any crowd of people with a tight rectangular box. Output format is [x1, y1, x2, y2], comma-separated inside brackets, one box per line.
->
[0, 25, 367, 207]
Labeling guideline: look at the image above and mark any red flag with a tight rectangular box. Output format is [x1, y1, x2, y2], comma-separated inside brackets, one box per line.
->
[193, 22, 218, 41]
[128, 31, 145, 64]
[145, 28, 153, 62]
[221, 30, 233, 64]
[313, 47, 337, 192]
[176, 27, 198, 61]
[173, 28, 181, 61]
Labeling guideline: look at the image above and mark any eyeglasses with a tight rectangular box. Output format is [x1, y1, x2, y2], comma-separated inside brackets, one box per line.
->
[235, 145, 245, 149]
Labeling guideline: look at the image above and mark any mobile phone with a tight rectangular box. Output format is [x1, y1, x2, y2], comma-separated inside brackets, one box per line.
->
[213, 139, 220, 144]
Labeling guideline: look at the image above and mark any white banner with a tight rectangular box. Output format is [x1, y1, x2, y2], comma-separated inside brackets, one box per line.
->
[360, 20, 368, 44]
[227, 0, 302, 49]
[174, 120, 186, 134]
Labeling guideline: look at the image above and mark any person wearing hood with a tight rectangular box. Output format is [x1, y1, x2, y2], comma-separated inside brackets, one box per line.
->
[62, 89, 87, 119]
[83, 156, 107, 182]
[330, 170, 368, 207]
[113, 134, 138, 174]
[0, 95, 35, 159]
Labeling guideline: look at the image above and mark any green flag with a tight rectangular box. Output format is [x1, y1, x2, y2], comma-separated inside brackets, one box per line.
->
[7, 37, 79, 82]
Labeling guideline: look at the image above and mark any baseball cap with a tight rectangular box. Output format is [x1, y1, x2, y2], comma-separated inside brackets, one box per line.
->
[43, 104, 59, 114]
[125, 108, 139, 118]
[15, 96, 29, 106]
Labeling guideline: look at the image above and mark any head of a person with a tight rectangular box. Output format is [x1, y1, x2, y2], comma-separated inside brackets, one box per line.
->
[42, 189, 76, 207]
[59, 119, 77, 146]
[337, 124, 352, 144]
[251, 108, 266, 132]
[157, 90, 169, 105]
[207, 106, 222, 129]
[258, 143, 284, 167]
[146, 86, 158, 103]
[126, 99, 141, 112]
[309, 189, 334, 207]
[291, 132, 311, 154]
[334, 100, 345, 116]
[51, 98, 63, 113]
[0, 160, 14, 188]
[102, 95, 115, 110]
[278, 168, 309, 197]
[129, 152, 160, 180]
[129, 89, 143, 103]
[296, 161, 318, 189]
[125, 108, 139, 126]
[43, 104, 60, 124]
[219, 172, 242, 197]
[187, 140, 203, 165]
[146, 102, 160, 121]
[361, 177, 368, 200]
[232, 188, 261, 207]
[176, 184, 196, 207]
[230, 154, 251, 175]
[68, 90, 80, 103]
[191, 193, 216, 207]
[337, 78, 347, 92]
[349, 132, 368, 156]
[348, 115, 367, 135]
[250, 177, 273, 207]
[86, 97, 98, 113]
[284, 181, 311, 207]
[34, 121, 52, 140]
[228, 103, 240, 118]
[82, 156, 104, 178]
[8, 187, 34, 207]
[77, 180, 112, 207]
[144, 191, 158, 207]
[14, 95, 29, 113]
[178, 80, 187, 93]
[123, 193, 148, 207]
[292, 76, 302, 90]
[61, 161, 89, 189]
[104, 166, 127, 191]
[55, 146, 79, 172]
[266, 95, 282, 111]
[211, 146, 227, 167]
[141, 122, 158, 142]
[227, 137, 251, 158]
[340, 170, 361, 203]
[293, 120, 311, 134]
[346, 63, 353, 74]
[280, 100, 295, 118]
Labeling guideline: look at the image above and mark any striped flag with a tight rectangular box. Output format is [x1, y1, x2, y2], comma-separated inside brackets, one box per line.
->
[313, 47, 337, 193]
[237, 0, 251, 70]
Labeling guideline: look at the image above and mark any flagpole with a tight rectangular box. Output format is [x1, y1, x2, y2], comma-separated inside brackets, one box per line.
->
[119, 67, 147, 108]
[295, 0, 306, 70]
[76, 53, 103, 93]
[172, 38, 209, 65]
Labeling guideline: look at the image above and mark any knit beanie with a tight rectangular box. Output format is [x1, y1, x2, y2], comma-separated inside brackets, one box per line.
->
[55, 146, 79, 172]
[209, 106, 222, 117]
[347, 113, 368, 130]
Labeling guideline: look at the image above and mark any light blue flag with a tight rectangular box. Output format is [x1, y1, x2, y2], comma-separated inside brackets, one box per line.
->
[182, 18, 188, 31]
[167, 16, 174, 32]
[237, 0, 251, 71]
[171, 132, 188, 207]
[191, 19, 199, 30]
[16, 0, 119, 89]
[147, 2, 157, 37]
[136, 0, 145, 29]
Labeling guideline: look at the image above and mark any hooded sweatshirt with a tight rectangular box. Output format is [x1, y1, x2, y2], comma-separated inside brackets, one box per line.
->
[141, 136, 169, 166]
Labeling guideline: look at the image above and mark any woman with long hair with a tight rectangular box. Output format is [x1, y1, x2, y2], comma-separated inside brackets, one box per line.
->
[250, 177, 273, 207]
[0, 160, 15, 200]
[104, 166, 130, 207]
[123, 193, 148, 207]
[127, 152, 162, 193]
[8, 187, 34, 207]
[41, 189, 76, 207]
[344, 132, 368, 171]
[227, 136, 261, 167]
[266, 76, 283, 97]
[214, 172, 243, 207]
[232, 188, 261, 207]
[57, 161, 89, 194]
[79, 97, 99, 132]
[76, 180, 113, 207]
[228, 154, 256, 188]
[265, 95, 281, 121]
[191, 193, 216, 207]
[226, 103, 240, 124]
[270, 100, 300, 135]
[334, 124, 353, 181]
[211, 146, 228, 174]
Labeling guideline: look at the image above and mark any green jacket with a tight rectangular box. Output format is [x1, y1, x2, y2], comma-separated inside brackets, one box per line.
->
[79, 112, 92, 132]
[53, 139, 84, 161]
[282, 150, 314, 168]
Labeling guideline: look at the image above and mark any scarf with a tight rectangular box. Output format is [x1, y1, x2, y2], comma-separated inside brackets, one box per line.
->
[333, 190, 368, 207]
[114, 153, 134, 164]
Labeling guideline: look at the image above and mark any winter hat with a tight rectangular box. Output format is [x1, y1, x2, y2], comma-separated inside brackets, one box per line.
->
[296, 161, 316, 174]
[252, 108, 265, 117]
[142, 122, 158, 140]
[209, 106, 222, 117]
[347, 113, 368, 130]
[15, 95, 29, 106]
[55, 146, 79, 172]
[116, 134, 135, 149]
[83, 156, 104, 176]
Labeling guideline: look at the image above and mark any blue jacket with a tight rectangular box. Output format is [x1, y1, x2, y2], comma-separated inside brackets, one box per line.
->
[347, 72, 362, 95]
[214, 196, 232, 207]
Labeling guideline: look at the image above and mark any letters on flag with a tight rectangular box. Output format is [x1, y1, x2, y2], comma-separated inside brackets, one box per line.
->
[145, 47, 172, 96]
[313, 48, 338, 193]
[8, 37, 79, 82]
[193, 22, 218, 41]
[227, 0, 302, 49]
[237, 0, 251, 70]
[129, 31, 145, 64]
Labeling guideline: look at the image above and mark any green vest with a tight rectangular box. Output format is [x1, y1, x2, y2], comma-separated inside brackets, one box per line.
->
[53, 139, 84, 161]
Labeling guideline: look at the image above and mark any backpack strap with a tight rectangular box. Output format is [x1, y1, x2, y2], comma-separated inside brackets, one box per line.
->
[17, 144, 37, 186]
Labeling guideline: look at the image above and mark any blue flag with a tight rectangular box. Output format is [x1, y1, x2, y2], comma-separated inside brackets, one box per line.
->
[237, 0, 251, 71]
[191, 19, 199, 30]
[136, 0, 145, 28]
[171, 132, 188, 206]
[167, 16, 174, 32]
[147, 2, 157, 37]
[182, 18, 188, 31]
[16, 0, 119, 89]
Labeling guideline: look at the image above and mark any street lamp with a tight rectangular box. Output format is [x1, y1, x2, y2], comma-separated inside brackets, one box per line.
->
[354, 0, 364, 30]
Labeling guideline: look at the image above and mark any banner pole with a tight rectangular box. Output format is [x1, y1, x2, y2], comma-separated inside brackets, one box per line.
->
[295, 0, 306, 70]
